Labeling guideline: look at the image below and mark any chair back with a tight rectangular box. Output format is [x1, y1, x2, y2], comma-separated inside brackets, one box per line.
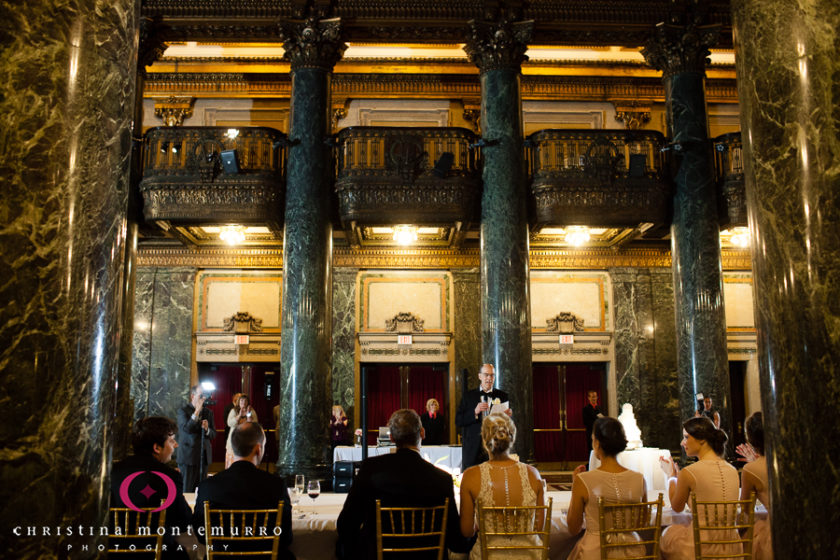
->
[108, 507, 166, 559]
[204, 501, 284, 559]
[690, 491, 756, 560]
[476, 497, 553, 560]
[597, 493, 663, 560]
[375, 498, 449, 560]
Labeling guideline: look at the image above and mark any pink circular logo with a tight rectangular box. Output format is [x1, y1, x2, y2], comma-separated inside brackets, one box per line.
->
[118, 470, 177, 513]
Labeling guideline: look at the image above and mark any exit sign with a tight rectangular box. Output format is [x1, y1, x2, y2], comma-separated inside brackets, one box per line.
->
[559, 334, 574, 345]
[397, 335, 413, 345]
[235, 334, 250, 345]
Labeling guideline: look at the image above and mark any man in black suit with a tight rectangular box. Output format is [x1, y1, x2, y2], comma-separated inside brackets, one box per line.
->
[192, 422, 294, 559]
[336, 409, 471, 559]
[110, 416, 192, 559]
[582, 389, 604, 454]
[455, 363, 511, 471]
[176, 384, 217, 493]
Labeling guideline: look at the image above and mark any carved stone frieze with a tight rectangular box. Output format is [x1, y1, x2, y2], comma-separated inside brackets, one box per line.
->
[223, 312, 264, 333]
[385, 312, 425, 333]
[278, 17, 347, 71]
[153, 97, 195, 126]
[464, 18, 534, 73]
[546, 312, 585, 333]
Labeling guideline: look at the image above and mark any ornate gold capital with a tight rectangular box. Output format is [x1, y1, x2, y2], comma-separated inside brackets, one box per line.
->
[153, 97, 195, 126]
[278, 17, 347, 71]
[642, 20, 720, 78]
[464, 18, 533, 74]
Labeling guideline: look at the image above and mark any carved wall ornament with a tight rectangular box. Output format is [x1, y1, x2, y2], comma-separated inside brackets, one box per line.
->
[464, 18, 534, 73]
[154, 97, 195, 126]
[278, 17, 347, 71]
[546, 312, 585, 333]
[613, 102, 652, 130]
[223, 312, 264, 333]
[385, 312, 425, 333]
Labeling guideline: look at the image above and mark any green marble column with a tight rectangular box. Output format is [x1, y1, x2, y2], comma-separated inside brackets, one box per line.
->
[277, 17, 346, 481]
[733, 1, 840, 555]
[0, 1, 140, 557]
[643, 16, 733, 440]
[465, 18, 535, 463]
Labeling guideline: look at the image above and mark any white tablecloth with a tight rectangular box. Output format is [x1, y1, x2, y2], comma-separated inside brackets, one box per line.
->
[589, 447, 670, 491]
[333, 445, 463, 471]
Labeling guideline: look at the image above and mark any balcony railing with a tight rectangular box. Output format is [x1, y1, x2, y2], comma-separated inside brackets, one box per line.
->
[713, 132, 745, 227]
[335, 127, 481, 228]
[527, 129, 670, 228]
[140, 126, 286, 228]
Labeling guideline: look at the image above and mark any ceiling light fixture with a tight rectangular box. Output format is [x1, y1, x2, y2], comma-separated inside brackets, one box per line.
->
[565, 226, 591, 246]
[393, 225, 418, 246]
[219, 225, 246, 246]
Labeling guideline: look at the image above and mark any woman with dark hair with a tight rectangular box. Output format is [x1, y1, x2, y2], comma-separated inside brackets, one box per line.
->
[565, 416, 646, 560]
[659, 416, 740, 559]
[739, 411, 772, 559]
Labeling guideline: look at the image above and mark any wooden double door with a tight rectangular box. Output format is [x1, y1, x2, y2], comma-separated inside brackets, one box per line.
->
[532, 362, 606, 464]
[361, 363, 449, 445]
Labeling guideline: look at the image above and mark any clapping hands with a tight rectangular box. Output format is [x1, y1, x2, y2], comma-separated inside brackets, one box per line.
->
[735, 442, 757, 463]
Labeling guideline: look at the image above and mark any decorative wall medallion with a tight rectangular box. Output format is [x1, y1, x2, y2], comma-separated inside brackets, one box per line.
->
[545, 312, 585, 333]
[384, 312, 425, 333]
[222, 312, 263, 333]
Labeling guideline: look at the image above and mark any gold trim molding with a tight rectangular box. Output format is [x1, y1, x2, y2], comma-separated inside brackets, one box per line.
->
[137, 245, 753, 270]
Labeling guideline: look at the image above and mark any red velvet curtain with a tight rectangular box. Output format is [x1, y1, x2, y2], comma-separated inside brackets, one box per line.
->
[533, 365, 562, 461]
[565, 364, 604, 462]
[365, 365, 401, 445]
[199, 365, 242, 462]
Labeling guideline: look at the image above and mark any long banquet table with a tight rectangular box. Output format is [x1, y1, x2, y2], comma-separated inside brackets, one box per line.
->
[333, 445, 463, 471]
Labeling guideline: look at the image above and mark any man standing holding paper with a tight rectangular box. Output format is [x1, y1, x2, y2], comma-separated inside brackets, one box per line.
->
[455, 363, 512, 470]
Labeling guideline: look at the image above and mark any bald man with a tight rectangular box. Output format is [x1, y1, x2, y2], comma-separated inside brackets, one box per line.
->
[455, 364, 511, 470]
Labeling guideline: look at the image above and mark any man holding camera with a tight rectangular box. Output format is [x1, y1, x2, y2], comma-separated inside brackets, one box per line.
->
[177, 384, 217, 493]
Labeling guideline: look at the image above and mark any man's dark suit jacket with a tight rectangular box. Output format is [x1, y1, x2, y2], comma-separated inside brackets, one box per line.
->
[110, 454, 192, 559]
[176, 403, 216, 467]
[192, 461, 294, 559]
[455, 387, 509, 471]
[582, 403, 603, 451]
[336, 447, 472, 559]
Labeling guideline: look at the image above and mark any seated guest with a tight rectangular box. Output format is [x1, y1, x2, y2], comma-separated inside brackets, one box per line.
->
[192, 422, 293, 559]
[420, 398, 446, 445]
[566, 417, 646, 560]
[659, 417, 740, 560]
[738, 412, 772, 560]
[336, 409, 471, 559]
[459, 413, 545, 559]
[110, 417, 192, 559]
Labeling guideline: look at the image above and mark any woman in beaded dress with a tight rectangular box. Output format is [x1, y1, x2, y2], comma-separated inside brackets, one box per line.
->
[459, 413, 546, 559]
[739, 412, 772, 560]
[659, 417, 741, 560]
[566, 416, 647, 560]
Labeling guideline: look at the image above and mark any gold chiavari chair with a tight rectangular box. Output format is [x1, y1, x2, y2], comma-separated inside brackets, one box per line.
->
[476, 497, 553, 559]
[690, 491, 756, 560]
[597, 493, 663, 560]
[375, 498, 449, 560]
[108, 507, 166, 559]
[204, 501, 284, 559]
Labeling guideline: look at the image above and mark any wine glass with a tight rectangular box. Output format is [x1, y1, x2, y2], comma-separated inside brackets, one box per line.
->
[307, 480, 320, 504]
[295, 474, 305, 495]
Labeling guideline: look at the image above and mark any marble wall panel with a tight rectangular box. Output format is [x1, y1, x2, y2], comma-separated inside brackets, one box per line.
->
[332, 268, 358, 427]
[131, 267, 197, 421]
[453, 269, 482, 404]
[611, 268, 680, 450]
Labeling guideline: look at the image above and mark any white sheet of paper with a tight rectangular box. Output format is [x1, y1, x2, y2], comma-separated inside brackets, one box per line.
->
[489, 401, 509, 414]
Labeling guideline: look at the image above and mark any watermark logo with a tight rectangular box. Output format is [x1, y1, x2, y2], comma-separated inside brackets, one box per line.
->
[118, 471, 177, 513]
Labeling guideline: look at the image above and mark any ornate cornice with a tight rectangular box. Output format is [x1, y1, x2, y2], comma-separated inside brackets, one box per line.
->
[278, 17, 347, 71]
[642, 21, 721, 78]
[464, 19, 534, 73]
[139, 16, 169, 71]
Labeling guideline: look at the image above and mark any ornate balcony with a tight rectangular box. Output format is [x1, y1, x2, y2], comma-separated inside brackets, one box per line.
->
[335, 127, 481, 247]
[713, 132, 745, 228]
[527, 129, 671, 233]
[139, 126, 287, 237]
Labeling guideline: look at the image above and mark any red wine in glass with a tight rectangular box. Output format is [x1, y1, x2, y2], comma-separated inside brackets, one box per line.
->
[307, 480, 320, 501]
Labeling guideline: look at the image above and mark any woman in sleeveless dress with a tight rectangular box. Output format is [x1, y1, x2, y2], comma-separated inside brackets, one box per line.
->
[566, 416, 647, 560]
[225, 394, 257, 468]
[659, 417, 741, 560]
[739, 412, 772, 560]
[459, 413, 546, 559]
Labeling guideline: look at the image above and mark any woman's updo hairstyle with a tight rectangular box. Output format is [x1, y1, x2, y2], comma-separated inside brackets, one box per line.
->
[683, 416, 728, 456]
[593, 417, 628, 456]
[481, 413, 517, 455]
[745, 411, 765, 455]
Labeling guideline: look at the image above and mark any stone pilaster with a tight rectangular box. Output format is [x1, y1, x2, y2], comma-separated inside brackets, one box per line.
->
[643, 14, 733, 441]
[276, 17, 346, 481]
[465, 18, 535, 462]
[733, 1, 840, 556]
[0, 1, 140, 556]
